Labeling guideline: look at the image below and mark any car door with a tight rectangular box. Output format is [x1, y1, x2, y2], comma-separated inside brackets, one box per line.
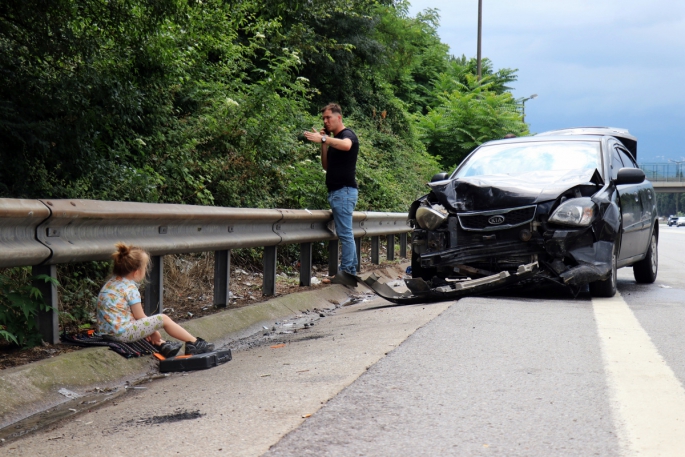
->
[618, 146, 653, 256]
[612, 144, 643, 260]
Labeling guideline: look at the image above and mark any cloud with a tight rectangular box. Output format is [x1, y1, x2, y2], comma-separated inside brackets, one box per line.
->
[408, 0, 685, 161]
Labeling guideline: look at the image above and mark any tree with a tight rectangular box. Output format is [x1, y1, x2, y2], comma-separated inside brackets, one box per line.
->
[418, 74, 529, 169]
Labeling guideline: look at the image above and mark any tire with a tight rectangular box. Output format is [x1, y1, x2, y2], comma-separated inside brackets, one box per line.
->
[633, 232, 658, 283]
[590, 242, 617, 298]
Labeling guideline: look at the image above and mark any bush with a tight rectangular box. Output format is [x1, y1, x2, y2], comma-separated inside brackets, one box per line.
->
[0, 268, 58, 347]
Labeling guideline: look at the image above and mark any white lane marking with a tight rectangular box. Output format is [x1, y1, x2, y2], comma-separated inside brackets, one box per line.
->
[593, 293, 685, 456]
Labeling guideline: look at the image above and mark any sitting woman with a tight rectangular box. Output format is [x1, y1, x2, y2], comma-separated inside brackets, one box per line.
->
[97, 243, 214, 357]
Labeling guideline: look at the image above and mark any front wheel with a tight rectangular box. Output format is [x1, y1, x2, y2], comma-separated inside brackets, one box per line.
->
[633, 232, 658, 283]
[590, 242, 618, 297]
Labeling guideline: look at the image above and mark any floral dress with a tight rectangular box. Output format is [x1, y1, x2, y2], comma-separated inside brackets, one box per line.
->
[96, 276, 164, 342]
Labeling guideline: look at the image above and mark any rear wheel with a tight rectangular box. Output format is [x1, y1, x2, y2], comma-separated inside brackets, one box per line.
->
[590, 242, 617, 298]
[633, 232, 658, 283]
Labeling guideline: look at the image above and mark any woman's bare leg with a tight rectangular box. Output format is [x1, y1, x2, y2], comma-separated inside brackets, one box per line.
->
[161, 315, 197, 343]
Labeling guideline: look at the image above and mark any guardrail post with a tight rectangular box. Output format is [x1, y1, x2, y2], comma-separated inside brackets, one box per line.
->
[213, 250, 231, 308]
[399, 233, 408, 258]
[145, 255, 163, 315]
[300, 242, 312, 287]
[386, 234, 395, 261]
[32, 265, 59, 345]
[328, 240, 339, 276]
[355, 237, 362, 273]
[371, 236, 379, 264]
[263, 246, 277, 296]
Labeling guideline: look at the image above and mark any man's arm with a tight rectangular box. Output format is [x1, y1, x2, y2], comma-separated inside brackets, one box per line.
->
[323, 136, 352, 151]
[304, 129, 352, 152]
[304, 128, 353, 171]
[321, 140, 329, 171]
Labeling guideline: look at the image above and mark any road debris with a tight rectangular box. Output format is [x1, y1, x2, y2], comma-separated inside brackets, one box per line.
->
[57, 388, 81, 399]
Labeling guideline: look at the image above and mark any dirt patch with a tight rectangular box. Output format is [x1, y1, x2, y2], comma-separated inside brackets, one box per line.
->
[159, 257, 335, 321]
[290, 334, 326, 343]
[133, 409, 205, 426]
[0, 344, 82, 370]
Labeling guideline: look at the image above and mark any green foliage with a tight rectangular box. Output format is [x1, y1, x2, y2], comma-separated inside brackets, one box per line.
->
[418, 74, 529, 170]
[433, 56, 519, 98]
[656, 193, 685, 217]
[373, 2, 450, 114]
[0, 268, 58, 347]
[57, 262, 112, 334]
[0, 0, 523, 208]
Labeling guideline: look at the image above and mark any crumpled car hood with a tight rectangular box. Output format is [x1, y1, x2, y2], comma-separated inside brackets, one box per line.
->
[428, 168, 604, 212]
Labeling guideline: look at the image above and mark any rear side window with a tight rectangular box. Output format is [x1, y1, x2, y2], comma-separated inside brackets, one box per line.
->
[617, 147, 637, 168]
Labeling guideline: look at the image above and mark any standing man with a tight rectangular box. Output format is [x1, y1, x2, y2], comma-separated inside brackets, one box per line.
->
[304, 103, 359, 277]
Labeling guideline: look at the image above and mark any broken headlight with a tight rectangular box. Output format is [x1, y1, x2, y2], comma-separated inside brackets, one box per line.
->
[416, 206, 447, 230]
[549, 197, 595, 226]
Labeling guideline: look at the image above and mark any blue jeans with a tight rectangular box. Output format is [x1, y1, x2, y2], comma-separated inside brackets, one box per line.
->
[328, 187, 358, 275]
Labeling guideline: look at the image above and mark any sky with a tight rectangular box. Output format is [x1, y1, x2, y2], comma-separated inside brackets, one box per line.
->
[407, 0, 685, 163]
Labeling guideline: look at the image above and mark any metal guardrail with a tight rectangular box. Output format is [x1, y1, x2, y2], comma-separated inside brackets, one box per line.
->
[0, 198, 411, 344]
[0, 199, 52, 268]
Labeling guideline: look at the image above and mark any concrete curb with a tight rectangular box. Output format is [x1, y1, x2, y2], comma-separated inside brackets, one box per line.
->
[0, 264, 406, 432]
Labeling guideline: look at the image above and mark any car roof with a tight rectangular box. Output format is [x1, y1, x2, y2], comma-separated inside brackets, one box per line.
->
[482, 135, 602, 147]
[535, 127, 637, 159]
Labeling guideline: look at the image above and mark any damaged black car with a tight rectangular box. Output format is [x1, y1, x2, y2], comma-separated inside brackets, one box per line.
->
[357, 128, 658, 304]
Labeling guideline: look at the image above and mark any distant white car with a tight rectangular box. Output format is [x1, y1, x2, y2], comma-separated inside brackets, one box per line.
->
[677, 217, 685, 227]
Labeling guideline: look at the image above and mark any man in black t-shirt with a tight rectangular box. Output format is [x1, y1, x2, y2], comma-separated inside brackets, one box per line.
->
[304, 103, 359, 276]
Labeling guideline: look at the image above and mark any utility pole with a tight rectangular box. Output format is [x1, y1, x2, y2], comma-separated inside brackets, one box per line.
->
[477, 0, 483, 80]
[521, 94, 537, 123]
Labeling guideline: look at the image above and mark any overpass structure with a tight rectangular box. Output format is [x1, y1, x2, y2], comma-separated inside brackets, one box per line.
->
[640, 163, 685, 193]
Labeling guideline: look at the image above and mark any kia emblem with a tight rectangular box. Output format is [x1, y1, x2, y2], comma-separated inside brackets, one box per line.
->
[488, 215, 505, 225]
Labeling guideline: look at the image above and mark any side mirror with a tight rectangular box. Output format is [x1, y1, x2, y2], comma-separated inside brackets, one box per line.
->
[431, 172, 449, 183]
[615, 168, 645, 185]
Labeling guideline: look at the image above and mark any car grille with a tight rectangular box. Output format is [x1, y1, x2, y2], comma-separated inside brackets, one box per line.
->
[458, 205, 536, 231]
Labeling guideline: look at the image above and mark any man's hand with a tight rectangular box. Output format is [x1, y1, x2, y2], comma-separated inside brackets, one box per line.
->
[304, 127, 326, 143]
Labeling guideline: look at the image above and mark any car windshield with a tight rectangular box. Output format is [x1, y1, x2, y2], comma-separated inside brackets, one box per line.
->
[453, 141, 601, 178]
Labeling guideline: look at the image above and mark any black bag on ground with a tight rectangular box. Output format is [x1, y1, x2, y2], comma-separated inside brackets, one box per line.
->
[159, 349, 232, 373]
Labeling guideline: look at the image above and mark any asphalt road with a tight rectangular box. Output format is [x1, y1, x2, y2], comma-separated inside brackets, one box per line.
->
[4, 226, 685, 456]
